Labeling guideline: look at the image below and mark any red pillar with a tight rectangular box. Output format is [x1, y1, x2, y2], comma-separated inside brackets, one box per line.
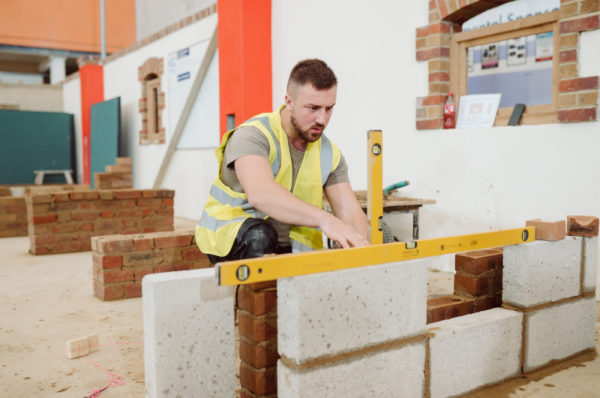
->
[218, 0, 272, 140]
[79, 64, 104, 185]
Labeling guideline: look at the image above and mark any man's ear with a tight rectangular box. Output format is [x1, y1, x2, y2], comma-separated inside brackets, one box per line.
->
[284, 93, 293, 110]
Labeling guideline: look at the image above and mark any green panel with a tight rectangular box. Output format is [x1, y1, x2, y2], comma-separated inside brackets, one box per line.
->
[0, 110, 74, 184]
[90, 97, 121, 189]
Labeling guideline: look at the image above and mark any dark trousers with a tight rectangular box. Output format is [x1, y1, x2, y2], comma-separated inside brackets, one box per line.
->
[207, 218, 291, 266]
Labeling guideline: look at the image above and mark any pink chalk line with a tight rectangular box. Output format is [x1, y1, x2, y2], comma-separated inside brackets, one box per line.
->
[84, 355, 124, 398]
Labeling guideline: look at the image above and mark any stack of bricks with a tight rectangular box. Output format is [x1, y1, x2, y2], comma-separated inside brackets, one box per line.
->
[94, 157, 133, 189]
[557, 0, 599, 122]
[92, 230, 211, 300]
[238, 281, 278, 398]
[415, 0, 599, 129]
[453, 248, 504, 313]
[0, 187, 27, 237]
[26, 189, 174, 254]
[426, 295, 473, 323]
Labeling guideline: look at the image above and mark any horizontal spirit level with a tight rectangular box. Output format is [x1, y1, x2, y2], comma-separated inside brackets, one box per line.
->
[217, 227, 534, 286]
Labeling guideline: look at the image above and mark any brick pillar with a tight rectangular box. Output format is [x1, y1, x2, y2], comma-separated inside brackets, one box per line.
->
[238, 281, 278, 398]
[454, 248, 504, 312]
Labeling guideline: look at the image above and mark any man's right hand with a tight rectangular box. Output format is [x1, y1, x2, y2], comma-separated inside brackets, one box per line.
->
[319, 213, 370, 248]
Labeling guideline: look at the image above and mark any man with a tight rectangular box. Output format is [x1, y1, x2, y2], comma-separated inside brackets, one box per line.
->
[196, 59, 368, 265]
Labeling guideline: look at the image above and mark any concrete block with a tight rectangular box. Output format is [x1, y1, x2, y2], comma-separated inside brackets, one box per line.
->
[142, 268, 235, 398]
[278, 259, 427, 364]
[524, 297, 596, 372]
[503, 237, 581, 307]
[429, 308, 522, 398]
[583, 237, 598, 293]
[278, 341, 425, 398]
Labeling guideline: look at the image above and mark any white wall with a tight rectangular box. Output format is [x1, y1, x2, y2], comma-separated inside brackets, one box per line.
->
[62, 77, 82, 183]
[102, 14, 219, 221]
[272, 1, 600, 272]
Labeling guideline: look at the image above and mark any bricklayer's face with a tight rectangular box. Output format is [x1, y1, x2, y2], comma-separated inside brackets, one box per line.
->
[287, 83, 337, 143]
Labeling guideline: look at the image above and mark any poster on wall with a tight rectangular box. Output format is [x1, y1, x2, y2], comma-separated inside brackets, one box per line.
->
[481, 43, 499, 69]
[535, 32, 553, 62]
[167, 39, 220, 149]
[507, 37, 526, 66]
[456, 94, 502, 129]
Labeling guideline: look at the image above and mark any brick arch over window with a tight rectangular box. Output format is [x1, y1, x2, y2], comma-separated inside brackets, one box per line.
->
[415, 0, 599, 130]
[138, 57, 166, 144]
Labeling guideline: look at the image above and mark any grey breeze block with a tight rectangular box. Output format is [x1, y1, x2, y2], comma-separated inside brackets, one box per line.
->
[142, 268, 235, 398]
[583, 236, 598, 293]
[524, 296, 596, 372]
[277, 341, 426, 398]
[503, 237, 582, 308]
[278, 259, 427, 364]
[428, 308, 523, 398]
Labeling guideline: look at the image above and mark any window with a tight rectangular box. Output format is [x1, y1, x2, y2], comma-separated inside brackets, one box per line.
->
[450, 11, 559, 125]
[138, 57, 165, 144]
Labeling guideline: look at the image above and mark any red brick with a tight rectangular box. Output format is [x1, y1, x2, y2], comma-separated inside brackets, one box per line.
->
[422, 95, 446, 105]
[155, 264, 176, 273]
[559, 76, 598, 92]
[80, 222, 94, 231]
[137, 198, 162, 208]
[134, 237, 154, 251]
[125, 283, 142, 298]
[240, 339, 279, 369]
[239, 363, 277, 395]
[116, 209, 141, 218]
[429, 72, 450, 82]
[123, 251, 164, 266]
[142, 191, 157, 198]
[100, 211, 114, 218]
[117, 199, 137, 208]
[455, 248, 503, 276]
[141, 209, 154, 217]
[248, 280, 277, 291]
[29, 194, 52, 203]
[581, 0, 600, 13]
[134, 267, 154, 282]
[156, 208, 174, 217]
[92, 252, 123, 269]
[526, 219, 566, 241]
[72, 211, 100, 221]
[100, 238, 134, 254]
[53, 192, 70, 202]
[567, 215, 599, 237]
[114, 190, 142, 199]
[238, 312, 277, 342]
[559, 49, 577, 63]
[454, 274, 489, 296]
[161, 198, 174, 206]
[473, 295, 499, 312]
[416, 119, 443, 130]
[182, 246, 202, 261]
[174, 263, 192, 271]
[416, 47, 450, 61]
[32, 214, 57, 224]
[102, 269, 134, 284]
[33, 235, 57, 245]
[238, 286, 277, 316]
[155, 189, 175, 198]
[558, 108, 596, 122]
[438, 0, 449, 18]
[560, 15, 599, 33]
[155, 234, 193, 249]
[70, 191, 99, 200]
[427, 295, 473, 323]
[94, 282, 124, 300]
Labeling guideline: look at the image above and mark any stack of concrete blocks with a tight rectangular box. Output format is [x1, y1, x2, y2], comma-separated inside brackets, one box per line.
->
[91, 230, 211, 300]
[94, 157, 133, 189]
[503, 217, 598, 373]
[278, 260, 429, 397]
[142, 269, 236, 398]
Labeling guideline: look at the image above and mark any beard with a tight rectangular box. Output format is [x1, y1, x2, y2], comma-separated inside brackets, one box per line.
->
[291, 113, 324, 143]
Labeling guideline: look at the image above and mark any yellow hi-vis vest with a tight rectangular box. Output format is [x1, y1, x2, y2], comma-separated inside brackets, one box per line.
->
[195, 107, 341, 257]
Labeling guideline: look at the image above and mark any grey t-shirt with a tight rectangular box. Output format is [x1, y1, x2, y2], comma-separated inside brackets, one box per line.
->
[220, 125, 349, 245]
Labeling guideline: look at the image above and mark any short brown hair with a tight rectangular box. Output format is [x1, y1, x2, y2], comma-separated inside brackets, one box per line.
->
[287, 59, 337, 93]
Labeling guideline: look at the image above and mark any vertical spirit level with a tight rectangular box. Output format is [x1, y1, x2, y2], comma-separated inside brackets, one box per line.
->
[367, 130, 383, 245]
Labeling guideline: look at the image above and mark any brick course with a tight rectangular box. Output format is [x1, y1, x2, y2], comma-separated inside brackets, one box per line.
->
[92, 230, 211, 300]
[454, 248, 503, 313]
[26, 189, 175, 254]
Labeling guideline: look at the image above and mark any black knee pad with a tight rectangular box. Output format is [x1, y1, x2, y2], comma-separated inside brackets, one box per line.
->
[242, 222, 278, 258]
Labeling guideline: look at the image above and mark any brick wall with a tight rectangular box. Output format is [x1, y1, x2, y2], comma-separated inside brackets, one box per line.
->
[94, 157, 133, 189]
[238, 281, 278, 398]
[26, 189, 174, 254]
[92, 230, 211, 300]
[415, 0, 599, 129]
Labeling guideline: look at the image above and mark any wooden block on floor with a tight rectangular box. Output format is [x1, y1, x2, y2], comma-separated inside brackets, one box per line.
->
[66, 336, 89, 359]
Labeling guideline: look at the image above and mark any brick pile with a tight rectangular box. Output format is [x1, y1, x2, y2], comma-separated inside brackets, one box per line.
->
[92, 231, 211, 300]
[94, 157, 133, 189]
[453, 248, 504, 313]
[26, 189, 174, 254]
[238, 281, 278, 398]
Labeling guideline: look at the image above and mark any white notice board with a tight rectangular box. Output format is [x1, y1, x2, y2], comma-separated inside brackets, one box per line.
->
[167, 40, 220, 149]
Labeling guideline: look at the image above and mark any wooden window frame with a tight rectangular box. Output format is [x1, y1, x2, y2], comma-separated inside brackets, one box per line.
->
[450, 11, 560, 126]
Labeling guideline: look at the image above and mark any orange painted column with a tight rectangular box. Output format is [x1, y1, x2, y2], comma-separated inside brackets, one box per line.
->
[79, 64, 105, 185]
[217, 0, 272, 140]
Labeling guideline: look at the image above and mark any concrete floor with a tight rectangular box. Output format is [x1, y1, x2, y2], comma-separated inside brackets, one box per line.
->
[0, 220, 598, 397]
